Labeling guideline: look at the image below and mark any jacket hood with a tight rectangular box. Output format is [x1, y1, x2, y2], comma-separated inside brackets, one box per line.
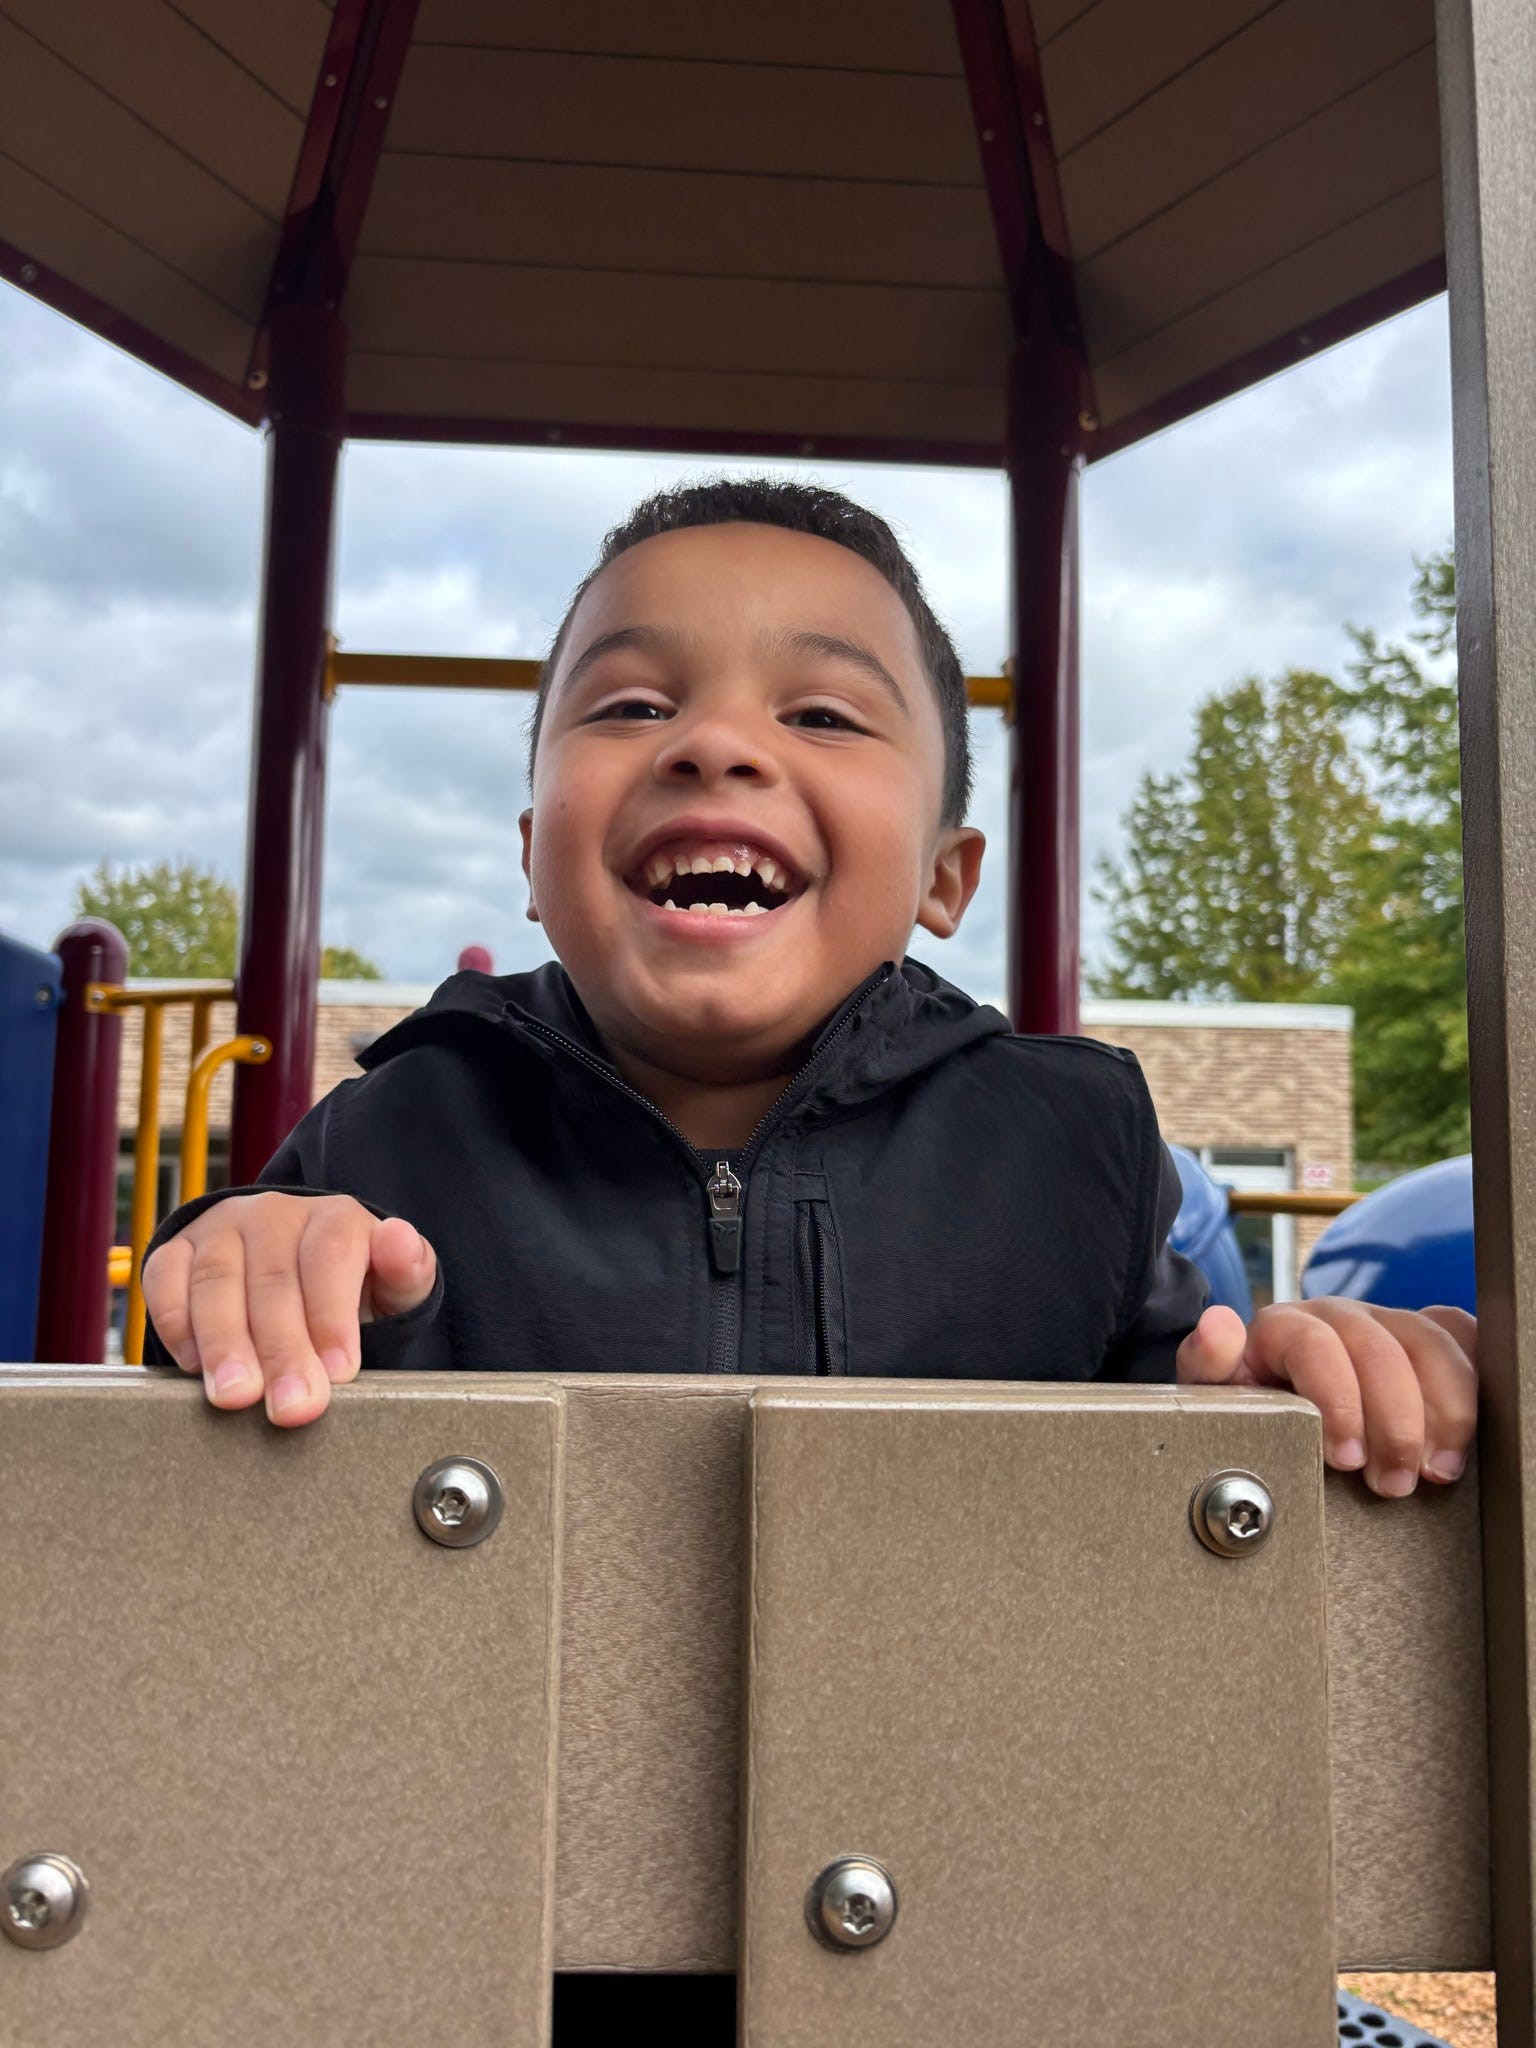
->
[357, 958, 1009, 1118]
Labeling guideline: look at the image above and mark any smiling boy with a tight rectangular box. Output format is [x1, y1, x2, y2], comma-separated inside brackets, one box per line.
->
[141, 479, 1477, 1497]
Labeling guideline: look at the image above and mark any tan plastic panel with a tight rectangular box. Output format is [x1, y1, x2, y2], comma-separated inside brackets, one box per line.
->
[169, 0, 333, 115]
[1040, 0, 1276, 156]
[741, 1385, 1336, 2047]
[386, 46, 983, 186]
[0, 14, 276, 319]
[412, 0, 966, 73]
[1057, 0, 1434, 259]
[0, 1369, 564, 2048]
[1092, 176, 1444, 427]
[1078, 46, 1441, 362]
[1327, 1456, 1490, 1969]
[2, 0, 304, 218]
[346, 261, 1009, 389]
[361, 157, 1003, 292]
[0, 156, 253, 381]
[346, 351, 1006, 446]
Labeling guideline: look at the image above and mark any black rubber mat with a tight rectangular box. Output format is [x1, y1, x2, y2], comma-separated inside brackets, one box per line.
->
[1338, 1986, 1453, 2047]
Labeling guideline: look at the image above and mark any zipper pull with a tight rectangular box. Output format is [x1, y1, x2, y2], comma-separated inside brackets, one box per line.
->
[706, 1160, 743, 1274]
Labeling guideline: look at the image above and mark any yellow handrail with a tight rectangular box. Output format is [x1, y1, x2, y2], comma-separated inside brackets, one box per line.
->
[327, 647, 1013, 712]
[1227, 1190, 1362, 1218]
[181, 1034, 271, 1204]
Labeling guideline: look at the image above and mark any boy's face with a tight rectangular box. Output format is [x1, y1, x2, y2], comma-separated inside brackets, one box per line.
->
[521, 522, 984, 1083]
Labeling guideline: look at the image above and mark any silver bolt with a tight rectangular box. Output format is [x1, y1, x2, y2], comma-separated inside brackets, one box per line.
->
[1191, 1469, 1275, 1557]
[806, 1856, 897, 1951]
[1078, 409, 1099, 432]
[980, 126, 995, 142]
[247, 368, 268, 391]
[374, 95, 389, 110]
[35, 985, 53, 1006]
[1031, 110, 1045, 127]
[2, 1855, 88, 1950]
[323, 71, 337, 86]
[20, 262, 38, 283]
[413, 1458, 503, 1548]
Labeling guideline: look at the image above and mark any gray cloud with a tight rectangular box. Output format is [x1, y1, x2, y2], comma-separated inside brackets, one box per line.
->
[2, 282, 1451, 1008]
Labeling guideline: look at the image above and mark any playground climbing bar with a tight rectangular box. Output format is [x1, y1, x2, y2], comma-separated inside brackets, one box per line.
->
[34, 920, 126, 1364]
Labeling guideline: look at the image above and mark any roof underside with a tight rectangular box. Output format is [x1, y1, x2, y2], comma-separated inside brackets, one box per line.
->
[0, 0, 1445, 462]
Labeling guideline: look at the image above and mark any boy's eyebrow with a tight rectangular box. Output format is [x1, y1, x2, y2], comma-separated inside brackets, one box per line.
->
[560, 623, 691, 693]
[762, 628, 911, 716]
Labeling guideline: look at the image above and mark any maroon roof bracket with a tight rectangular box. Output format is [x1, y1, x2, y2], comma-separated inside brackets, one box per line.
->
[950, 0, 1090, 385]
[250, 0, 419, 389]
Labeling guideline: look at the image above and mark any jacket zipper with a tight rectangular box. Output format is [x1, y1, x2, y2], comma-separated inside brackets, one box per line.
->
[520, 965, 890, 1373]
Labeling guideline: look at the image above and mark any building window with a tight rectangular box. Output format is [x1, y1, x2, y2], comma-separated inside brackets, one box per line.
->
[1199, 1146, 1295, 1308]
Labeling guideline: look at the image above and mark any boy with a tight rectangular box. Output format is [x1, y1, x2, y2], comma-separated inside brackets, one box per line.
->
[142, 479, 1477, 1499]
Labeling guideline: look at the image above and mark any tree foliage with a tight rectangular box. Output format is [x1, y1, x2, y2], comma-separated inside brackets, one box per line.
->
[1332, 555, 1469, 1166]
[76, 858, 240, 977]
[1092, 554, 1469, 1169]
[73, 859, 383, 981]
[1092, 670, 1382, 1002]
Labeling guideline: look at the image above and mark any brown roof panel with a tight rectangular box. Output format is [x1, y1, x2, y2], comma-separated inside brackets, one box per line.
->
[165, 0, 333, 116]
[384, 46, 985, 186]
[411, 0, 964, 74]
[1040, 0, 1277, 157]
[1052, 0, 1434, 260]
[361, 157, 1003, 291]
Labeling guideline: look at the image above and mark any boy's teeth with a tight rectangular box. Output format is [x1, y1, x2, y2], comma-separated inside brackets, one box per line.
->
[690, 854, 714, 875]
[743, 900, 766, 916]
[664, 898, 680, 911]
[754, 860, 780, 891]
[711, 855, 735, 873]
[687, 901, 710, 914]
[733, 857, 753, 876]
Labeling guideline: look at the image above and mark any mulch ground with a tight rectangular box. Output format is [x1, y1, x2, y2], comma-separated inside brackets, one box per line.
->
[1340, 1974, 1495, 2048]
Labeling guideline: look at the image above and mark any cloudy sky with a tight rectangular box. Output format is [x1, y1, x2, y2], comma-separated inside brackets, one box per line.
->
[0, 281, 1453, 1002]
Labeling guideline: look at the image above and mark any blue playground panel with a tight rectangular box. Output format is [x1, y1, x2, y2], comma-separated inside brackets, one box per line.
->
[1167, 1142, 1254, 1319]
[0, 930, 62, 1359]
[1304, 1156, 1475, 1316]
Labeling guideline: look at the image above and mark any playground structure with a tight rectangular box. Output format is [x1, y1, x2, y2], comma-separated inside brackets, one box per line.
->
[0, 1, 1532, 2042]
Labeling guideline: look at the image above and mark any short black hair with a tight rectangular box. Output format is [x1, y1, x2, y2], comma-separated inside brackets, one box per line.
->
[527, 477, 973, 825]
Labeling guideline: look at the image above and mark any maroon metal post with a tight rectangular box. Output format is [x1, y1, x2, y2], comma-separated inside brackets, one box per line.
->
[230, 303, 346, 1183]
[35, 919, 127, 1362]
[1005, 337, 1086, 1034]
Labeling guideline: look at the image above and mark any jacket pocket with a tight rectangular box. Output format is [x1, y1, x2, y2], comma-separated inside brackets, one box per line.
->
[792, 1178, 848, 1376]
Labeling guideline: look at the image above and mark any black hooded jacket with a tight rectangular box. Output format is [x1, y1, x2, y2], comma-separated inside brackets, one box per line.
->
[143, 958, 1207, 1382]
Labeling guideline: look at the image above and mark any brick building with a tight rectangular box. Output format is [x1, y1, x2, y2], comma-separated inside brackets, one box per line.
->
[116, 984, 1352, 1308]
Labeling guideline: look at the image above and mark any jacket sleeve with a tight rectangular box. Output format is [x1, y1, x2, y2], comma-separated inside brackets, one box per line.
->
[140, 1080, 448, 1372]
[1095, 1136, 1210, 1386]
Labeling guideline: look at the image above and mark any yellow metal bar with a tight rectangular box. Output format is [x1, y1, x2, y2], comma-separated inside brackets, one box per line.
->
[188, 993, 216, 1070]
[108, 1245, 131, 1290]
[327, 648, 1012, 710]
[87, 982, 235, 1010]
[125, 1001, 164, 1365]
[1227, 1189, 1362, 1219]
[181, 1034, 272, 1205]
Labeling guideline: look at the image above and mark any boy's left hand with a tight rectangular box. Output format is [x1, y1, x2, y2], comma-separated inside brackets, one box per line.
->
[1176, 1299, 1478, 1498]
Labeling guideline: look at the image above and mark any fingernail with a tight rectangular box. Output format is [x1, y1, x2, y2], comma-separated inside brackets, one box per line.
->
[1374, 1467, 1418, 1498]
[1427, 1448, 1466, 1481]
[210, 1360, 253, 1398]
[1333, 1439, 1367, 1470]
[270, 1374, 311, 1419]
[320, 1348, 351, 1381]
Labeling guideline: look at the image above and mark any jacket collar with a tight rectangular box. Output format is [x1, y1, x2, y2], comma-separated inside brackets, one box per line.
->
[357, 956, 1009, 1120]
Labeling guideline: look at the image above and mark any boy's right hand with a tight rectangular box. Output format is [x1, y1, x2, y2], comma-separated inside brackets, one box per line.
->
[141, 1192, 438, 1428]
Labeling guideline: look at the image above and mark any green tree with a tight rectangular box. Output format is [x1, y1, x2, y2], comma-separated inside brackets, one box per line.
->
[1334, 553, 1469, 1167]
[321, 945, 383, 980]
[73, 859, 384, 981]
[75, 858, 239, 976]
[1092, 670, 1383, 1001]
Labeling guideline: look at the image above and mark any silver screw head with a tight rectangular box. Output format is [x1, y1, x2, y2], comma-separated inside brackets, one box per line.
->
[2, 1855, 88, 1949]
[413, 1458, 503, 1548]
[1191, 1469, 1275, 1557]
[806, 1856, 897, 1951]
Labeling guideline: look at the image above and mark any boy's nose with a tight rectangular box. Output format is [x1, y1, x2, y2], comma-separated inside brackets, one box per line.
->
[653, 716, 780, 787]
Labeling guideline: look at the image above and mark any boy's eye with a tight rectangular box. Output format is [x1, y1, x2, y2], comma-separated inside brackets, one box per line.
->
[789, 707, 862, 732]
[592, 698, 669, 722]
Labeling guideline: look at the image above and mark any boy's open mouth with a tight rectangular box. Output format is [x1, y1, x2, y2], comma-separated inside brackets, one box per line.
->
[627, 840, 805, 917]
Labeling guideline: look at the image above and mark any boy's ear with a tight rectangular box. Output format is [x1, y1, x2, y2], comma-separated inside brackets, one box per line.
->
[518, 808, 540, 924]
[914, 826, 985, 940]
